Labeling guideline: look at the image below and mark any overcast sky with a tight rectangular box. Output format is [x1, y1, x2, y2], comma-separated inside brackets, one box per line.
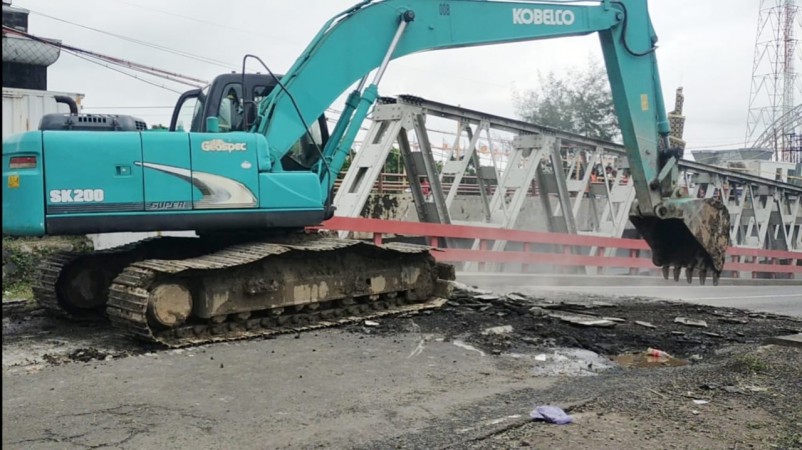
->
[13, 0, 780, 151]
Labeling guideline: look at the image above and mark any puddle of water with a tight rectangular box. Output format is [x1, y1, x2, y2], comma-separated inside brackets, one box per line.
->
[612, 353, 689, 368]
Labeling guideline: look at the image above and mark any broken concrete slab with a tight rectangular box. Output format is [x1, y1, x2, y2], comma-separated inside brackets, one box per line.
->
[561, 302, 588, 309]
[547, 312, 617, 328]
[764, 333, 802, 348]
[451, 282, 493, 295]
[720, 317, 749, 324]
[674, 317, 708, 328]
[529, 307, 546, 317]
[590, 301, 615, 308]
[482, 325, 513, 335]
[602, 316, 626, 323]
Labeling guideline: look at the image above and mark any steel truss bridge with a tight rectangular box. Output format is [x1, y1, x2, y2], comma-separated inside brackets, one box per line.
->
[334, 96, 802, 257]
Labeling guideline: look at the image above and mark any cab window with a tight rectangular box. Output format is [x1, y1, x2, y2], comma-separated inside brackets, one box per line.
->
[175, 97, 197, 132]
[173, 85, 207, 132]
[288, 119, 324, 168]
[218, 83, 243, 132]
[253, 85, 272, 103]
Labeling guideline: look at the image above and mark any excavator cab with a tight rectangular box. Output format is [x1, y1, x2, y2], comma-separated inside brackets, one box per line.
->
[169, 73, 330, 171]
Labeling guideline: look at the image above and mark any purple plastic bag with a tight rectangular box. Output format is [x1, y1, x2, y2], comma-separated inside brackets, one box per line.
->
[529, 405, 573, 425]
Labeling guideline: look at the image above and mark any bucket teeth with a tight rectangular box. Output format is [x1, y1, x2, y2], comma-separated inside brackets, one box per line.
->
[699, 266, 708, 286]
[685, 263, 695, 284]
[662, 261, 718, 285]
[630, 198, 730, 286]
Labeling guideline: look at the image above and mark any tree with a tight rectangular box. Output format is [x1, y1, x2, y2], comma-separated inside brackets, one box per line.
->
[383, 148, 404, 174]
[514, 58, 620, 142]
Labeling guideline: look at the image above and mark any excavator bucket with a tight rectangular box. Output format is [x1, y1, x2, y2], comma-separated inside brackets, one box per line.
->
[629, 198, 730, 285]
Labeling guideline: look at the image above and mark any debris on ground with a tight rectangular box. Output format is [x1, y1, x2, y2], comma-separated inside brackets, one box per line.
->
[482, 325, 513, 335]
[452, 340, 485, 356]
[602, 316, 626, 323]
[531, 348, 616, 376]
[674, 317, 708, 327]
[612, 351, 688, 368]
[529, 405, 573, 425]
[42, 347, 110, 365]
[646, 347, 671, 358]
[547, 312, 617, 328]
[7, 283, 801, 375]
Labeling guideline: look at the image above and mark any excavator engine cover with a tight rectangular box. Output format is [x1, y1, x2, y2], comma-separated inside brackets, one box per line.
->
[39, 113, 148, 132]
[629, 198, 730, 285]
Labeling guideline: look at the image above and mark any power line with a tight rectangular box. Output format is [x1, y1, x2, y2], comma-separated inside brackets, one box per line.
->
[60, 49, 184, 94]
[27, 9, 238, 70]
[4, 26, 208, 88]
[108, 0, 294, 45]
[3, 30, 183, 93]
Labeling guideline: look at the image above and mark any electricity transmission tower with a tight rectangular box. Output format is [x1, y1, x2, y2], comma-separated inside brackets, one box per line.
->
[745, 0, 802, 163]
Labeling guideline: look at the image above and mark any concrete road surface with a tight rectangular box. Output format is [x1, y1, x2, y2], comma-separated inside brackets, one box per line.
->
[458, 273, 802, 317]
[2, 330, 551, 449]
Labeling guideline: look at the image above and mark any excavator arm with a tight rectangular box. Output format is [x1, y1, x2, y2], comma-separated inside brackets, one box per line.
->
[253, 0, 729, 283]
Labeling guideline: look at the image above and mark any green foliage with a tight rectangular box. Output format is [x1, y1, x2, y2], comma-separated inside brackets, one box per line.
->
[515, 58, 620, 142]
[339, 147, 439, 175]
[730, 353, 770, 375]
[4, 283, 32, 300]
[7, 250, 36, 291]
[384, 148, 404, 174]
[2, 237, 93, 297]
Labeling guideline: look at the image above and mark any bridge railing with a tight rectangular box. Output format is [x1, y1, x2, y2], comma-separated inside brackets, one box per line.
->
[315, 217, 802, 279]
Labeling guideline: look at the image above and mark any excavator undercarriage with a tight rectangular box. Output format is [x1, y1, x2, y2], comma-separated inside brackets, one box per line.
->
[34, 234, 454, 347]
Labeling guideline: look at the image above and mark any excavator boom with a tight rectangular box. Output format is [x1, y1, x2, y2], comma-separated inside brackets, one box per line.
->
[253, 0, 729, 282]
